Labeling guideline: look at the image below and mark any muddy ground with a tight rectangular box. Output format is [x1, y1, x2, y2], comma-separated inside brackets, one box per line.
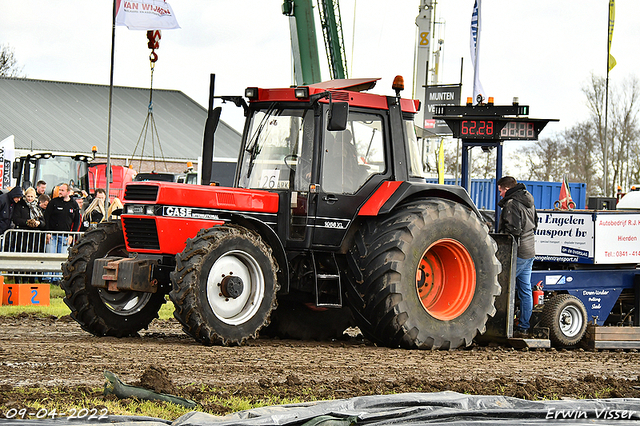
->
[1, 314, 640, 416]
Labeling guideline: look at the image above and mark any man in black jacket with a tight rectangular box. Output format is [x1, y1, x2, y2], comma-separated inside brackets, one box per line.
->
[44, 183, 80, 255]
[0, 186, 24, 236]
[497, 176, 538, 337]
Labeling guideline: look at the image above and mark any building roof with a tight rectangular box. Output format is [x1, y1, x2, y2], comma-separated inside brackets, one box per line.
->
[0, 77, 241, 160]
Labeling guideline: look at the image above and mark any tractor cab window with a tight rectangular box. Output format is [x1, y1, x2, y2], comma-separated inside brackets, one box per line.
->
[238, 108, 314, 192]
[322, 113, 384, 194]
[34, 156, 89, 193]
[406, 120, 427, 178]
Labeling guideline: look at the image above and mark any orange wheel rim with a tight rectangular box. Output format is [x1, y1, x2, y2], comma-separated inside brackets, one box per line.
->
[415, 238, 476, 321]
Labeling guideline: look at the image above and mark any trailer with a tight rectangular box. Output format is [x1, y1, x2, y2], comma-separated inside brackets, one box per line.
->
[530, 209, 640, 348]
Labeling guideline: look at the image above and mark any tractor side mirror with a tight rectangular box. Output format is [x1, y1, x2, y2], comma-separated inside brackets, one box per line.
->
[327, 102, 349, 131]
[12, 161, 20, 180]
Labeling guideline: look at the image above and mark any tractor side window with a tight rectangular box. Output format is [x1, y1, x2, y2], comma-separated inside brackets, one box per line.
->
[322, 113, 384, 195]
[406, 120, 427, 178]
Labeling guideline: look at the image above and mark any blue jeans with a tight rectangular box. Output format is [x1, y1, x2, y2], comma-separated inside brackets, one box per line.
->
[515, 257, 534, 331]
[46, 234, 70, 255]
[46, 234, 70, 282]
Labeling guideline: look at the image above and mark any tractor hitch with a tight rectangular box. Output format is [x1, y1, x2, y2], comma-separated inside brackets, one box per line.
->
[92, 257, 158, 293]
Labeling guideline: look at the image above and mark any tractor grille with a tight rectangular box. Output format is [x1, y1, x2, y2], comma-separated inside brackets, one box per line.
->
[123, 218, 160, 250]
[124, 185, 159, 201]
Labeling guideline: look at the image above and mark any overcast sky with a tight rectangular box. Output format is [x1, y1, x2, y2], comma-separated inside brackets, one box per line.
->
[1, 1, 638, 145]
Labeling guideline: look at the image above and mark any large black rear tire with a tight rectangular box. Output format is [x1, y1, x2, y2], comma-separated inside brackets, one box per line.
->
[169, 225, 278, 345]
[345, 199, 501, 349]
[61, 221, 166, 337]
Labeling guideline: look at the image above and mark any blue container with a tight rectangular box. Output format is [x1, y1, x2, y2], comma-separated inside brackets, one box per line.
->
[425, 178, 587, 210]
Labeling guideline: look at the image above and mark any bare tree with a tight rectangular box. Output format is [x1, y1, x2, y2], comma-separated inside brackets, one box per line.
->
[582, 74, 640, 195]
[561, 121, 600, 195]
[517, 74, 640, 196]
[470, 148, 496, 179]
[440, 143, 496, 181]
[514, 135, 567, 182]
[0, 44, 24, 77]
[609, 77, 640, 192]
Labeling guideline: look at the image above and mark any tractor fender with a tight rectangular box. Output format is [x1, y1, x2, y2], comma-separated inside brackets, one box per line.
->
[359, 181, 482, 219]
[222, 212, 290, 295]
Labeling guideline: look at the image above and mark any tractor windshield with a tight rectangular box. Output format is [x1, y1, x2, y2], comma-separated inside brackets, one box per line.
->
[34, 156, 89, 193]
[238, 108, 314, 192]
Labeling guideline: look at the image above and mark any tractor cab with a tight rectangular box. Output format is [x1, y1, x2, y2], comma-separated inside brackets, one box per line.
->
[13, 151, 92, 197]
[235, 78, 423, 248]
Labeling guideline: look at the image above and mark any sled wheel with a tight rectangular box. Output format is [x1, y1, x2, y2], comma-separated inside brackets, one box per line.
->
[61, 221, 166, 337]
[345, 199, 501, 349]
[541, 294, 587, 347]
[170, 225, 278, 345]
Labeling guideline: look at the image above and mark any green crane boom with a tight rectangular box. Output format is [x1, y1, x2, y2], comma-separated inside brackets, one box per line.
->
[282, 0, 348, 84]
[317, 0, 348, 80]
[283, 0, 322, 85]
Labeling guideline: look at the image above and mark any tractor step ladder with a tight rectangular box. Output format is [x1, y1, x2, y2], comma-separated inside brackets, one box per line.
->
[312, 251, 342, 308]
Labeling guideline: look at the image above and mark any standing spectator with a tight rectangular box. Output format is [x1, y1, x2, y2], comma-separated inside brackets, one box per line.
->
[36, 180, 47, 197]
[12, 187, 45, 282]
[38, 194, 50, 212]
[44, 183, 81, 256]
[497, 176, 538, 338]
[13, 187, 46, 234]
[0, 186, 24, 237]
[13, 187, 45, 228]
[81, 188, 108, 230]
[94, 188, 107, 204]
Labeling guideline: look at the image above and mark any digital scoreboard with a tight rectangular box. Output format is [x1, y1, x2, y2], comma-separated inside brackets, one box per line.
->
[433, 104, 556, 141]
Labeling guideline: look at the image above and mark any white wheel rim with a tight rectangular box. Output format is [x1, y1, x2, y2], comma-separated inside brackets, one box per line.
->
[98, 289, 153, 315]
[559, 305, 583, 338]
[206, 250, 265, 325]
[97, 242, 152, 316]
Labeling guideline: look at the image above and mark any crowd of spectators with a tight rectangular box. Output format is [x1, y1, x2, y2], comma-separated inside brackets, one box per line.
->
[0, 180, 115, 250]
[0, 180, 119, 283]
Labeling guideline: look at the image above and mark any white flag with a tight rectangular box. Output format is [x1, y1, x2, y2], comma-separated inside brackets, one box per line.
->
[116, 0, 180, 30]
[470, 0, 484, 104]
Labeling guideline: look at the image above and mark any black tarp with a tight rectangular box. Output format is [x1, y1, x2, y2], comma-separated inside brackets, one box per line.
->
[3, 392, 640, 425]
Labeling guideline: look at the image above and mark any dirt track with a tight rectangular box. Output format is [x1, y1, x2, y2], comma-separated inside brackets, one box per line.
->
[1, 313, 640, 408]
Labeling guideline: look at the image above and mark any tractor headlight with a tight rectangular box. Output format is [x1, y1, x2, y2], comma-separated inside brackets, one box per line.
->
[294, 87, 309, 99]
[124, 204, 155, 215]
[245, 87, 259, 100]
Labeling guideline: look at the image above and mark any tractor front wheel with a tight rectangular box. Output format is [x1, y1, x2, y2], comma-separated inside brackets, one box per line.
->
[170, 225, 278, 345]
[61, 221, 166, 337]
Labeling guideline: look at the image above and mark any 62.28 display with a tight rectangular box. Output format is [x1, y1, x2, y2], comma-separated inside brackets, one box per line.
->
[459, 120, 537, 140]
[460, 120, 495, 138]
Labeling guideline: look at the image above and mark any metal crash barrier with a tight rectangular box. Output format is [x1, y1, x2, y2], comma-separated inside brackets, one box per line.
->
[0, 229, 83, 278]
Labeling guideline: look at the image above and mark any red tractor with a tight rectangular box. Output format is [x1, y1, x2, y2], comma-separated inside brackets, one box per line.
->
[61, 77, 501, 349]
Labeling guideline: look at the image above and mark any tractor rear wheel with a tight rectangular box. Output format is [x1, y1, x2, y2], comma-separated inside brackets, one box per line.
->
[61, 221, 166, 337]
[345, 199, 501, 349]
[541, 294, 588, 347]
[170, 225, 278, 345]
